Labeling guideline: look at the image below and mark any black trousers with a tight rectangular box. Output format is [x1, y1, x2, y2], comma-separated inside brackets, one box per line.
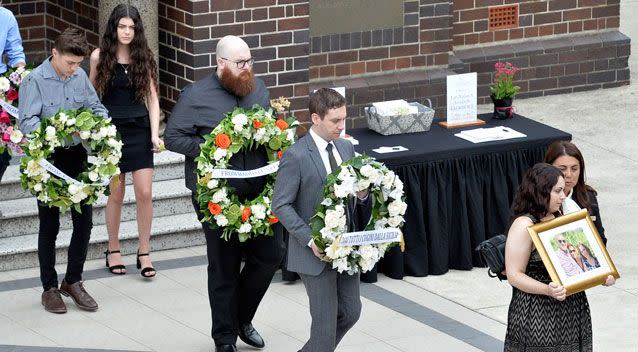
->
[191, 195, 285, 346]
[0, 149, 10, 181]
[38, 145, 92, 291]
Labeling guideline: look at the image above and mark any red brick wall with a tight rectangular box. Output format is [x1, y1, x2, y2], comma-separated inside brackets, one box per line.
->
[158, 0, 310, 122]
[309, 0, 452, 80]
[453, 0, 620, 47]
[4, 0, 99, 64]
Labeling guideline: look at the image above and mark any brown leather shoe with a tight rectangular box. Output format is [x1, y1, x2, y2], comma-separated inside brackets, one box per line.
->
[41, 287, 67, 314]
[59, 280, 98, 311]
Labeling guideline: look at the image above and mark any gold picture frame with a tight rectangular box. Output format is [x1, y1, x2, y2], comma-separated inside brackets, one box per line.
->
[527, 209, 620, 296]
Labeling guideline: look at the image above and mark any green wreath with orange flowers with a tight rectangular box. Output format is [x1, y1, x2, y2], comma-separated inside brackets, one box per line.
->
[196, 102, 298, 242]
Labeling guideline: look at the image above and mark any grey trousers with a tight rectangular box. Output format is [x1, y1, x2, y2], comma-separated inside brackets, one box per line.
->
[299, 267, 362, 352]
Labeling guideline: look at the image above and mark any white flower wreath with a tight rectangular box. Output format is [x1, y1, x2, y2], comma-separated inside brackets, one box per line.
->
[196, 104, 298, 242]
[311, 155, 407, 274]
[20, 109, 122, 212]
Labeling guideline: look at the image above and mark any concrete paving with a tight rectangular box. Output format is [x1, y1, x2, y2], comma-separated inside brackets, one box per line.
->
[2, 0, 638, 351]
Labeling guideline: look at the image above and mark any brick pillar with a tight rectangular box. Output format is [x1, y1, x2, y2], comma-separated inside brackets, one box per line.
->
[158, 0, 310, 122]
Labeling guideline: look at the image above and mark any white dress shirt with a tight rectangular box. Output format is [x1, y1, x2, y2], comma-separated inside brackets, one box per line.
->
[562, 189, 581, 215]
[309, 127, 343, 174]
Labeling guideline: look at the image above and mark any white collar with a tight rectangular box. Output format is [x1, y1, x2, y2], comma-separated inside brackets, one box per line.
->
[309, 127, 334, 152]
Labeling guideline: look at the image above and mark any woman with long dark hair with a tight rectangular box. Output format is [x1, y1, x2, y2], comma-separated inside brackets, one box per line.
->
[544, 141, 607, 245]
[89, 4, 161, 278]
[503, 163, 615, 351]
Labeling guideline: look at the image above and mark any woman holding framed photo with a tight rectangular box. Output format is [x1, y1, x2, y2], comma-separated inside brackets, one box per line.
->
[504, 163, 614, 352]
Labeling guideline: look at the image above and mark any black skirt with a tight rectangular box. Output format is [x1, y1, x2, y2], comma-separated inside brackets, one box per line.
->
[112, 115, 154, 173]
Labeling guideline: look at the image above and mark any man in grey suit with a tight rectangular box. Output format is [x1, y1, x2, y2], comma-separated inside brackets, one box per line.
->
[272, 88, 370, 352]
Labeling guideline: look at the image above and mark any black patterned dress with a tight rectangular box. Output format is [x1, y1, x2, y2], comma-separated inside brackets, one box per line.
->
[504, 249, 593, 351]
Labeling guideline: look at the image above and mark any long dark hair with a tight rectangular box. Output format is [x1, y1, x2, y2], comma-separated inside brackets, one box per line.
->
[94, 4, 157, 102]
[511, 163, 564, 221]
[544, 141, 594, 212]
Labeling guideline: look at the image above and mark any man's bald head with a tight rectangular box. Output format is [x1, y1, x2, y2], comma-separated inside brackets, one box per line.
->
[216, 35, 250, 62]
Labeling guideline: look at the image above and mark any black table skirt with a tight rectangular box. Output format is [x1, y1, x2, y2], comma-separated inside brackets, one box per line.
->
[348, 114, 571, 281]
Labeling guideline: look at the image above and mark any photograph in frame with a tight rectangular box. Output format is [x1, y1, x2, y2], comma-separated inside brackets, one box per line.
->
[527, 209, 620, 296]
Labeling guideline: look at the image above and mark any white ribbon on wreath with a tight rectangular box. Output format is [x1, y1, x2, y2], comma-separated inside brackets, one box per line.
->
[38, 158, 111, 186]
[210, 161, 279, 179]
[0, 99, 19, 118]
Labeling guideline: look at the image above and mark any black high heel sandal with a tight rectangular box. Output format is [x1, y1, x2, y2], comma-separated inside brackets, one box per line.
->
[105, 249, 126, 275]
[136, 250, 156, 278]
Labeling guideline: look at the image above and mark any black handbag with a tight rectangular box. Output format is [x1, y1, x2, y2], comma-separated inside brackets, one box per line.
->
[475, 234, 507, 281]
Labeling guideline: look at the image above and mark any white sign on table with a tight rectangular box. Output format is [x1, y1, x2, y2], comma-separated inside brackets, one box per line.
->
[446, 72, 478, 125]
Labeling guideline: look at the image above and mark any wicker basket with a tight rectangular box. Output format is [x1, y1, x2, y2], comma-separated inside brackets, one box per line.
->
[364, 100, 435, 136]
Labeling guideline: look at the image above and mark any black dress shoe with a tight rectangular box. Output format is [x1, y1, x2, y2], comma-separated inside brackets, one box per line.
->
[215, 344, 237, 352]
[238, 323, 265, 348]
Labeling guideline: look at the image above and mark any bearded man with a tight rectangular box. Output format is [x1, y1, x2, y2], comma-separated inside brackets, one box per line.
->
[165, 35, 285, 352]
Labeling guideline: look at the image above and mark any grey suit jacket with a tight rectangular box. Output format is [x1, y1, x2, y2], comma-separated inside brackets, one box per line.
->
[272, 134, 355, 276]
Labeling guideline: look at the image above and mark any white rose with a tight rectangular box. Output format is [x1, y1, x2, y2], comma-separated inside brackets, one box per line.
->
[286, 129, 295, 142]
[45, 126, 57, 141]
[262, 196, 270, 205]
[383, 171, 396, 189]
[58, 113, 68, 123]
[388, 216, 403, 228]
[107, 138, 122, 149]
[333, 183, 352, 198]
[254, 128, 266, 142]
[360, 164, 375, 178]
[33, 183, 43, 192]
[107, 125, 117, 137]
[250, 204, 266, 220]
[215, 214, 228, 227]
[9, 128, 23, 143]
[70, 191, 87, 203]
[212, 189, 227, 204]
[374, 218, 388, 229]
[357, 178, 371, 191]
[231, 113, 248, 126]
[79, 130, 91, 139]
[238, 223, 252, 233]
[0, 77, 10, 92]
[68, 183, 81, 195]
[388, 199, 407, 217]
[213, 148, 227, 161]
[106, 154, 119, 164]
[332, 257, 350, 273]
[324, 205, 346, 230]
[88, 171, 99, 182]
[207, 179, 219, 189]
[319, 227, 336, 242]
[389, 186, 403, 200]
[65, 118, 76, 126]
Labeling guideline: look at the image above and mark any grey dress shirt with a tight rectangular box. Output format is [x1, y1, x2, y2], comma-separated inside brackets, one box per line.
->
[18, 57, 108, 139]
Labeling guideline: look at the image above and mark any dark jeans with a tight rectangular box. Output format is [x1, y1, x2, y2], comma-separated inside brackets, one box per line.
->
[38, 145, 93, 290]
[0, 149, 10, 181]
[191, 195, 285, 346]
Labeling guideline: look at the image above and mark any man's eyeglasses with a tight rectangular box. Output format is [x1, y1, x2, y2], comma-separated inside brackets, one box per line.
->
[221, 57, 254, 69]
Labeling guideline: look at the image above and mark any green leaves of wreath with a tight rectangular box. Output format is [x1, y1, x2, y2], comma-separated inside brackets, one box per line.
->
[310, 155, 407, 274]
[20, 109, 123, 213]
[196, 104, 298, 242]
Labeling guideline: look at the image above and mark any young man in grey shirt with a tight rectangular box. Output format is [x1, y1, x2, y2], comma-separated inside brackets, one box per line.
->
[18, 28, 108, 314]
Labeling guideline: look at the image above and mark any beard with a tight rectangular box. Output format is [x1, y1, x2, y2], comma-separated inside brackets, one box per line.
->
[219, 65, 256, 97]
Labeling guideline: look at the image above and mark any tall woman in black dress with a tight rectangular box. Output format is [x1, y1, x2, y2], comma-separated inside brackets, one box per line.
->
[504, 163, 615, 351]
[89, 4, 161, 277]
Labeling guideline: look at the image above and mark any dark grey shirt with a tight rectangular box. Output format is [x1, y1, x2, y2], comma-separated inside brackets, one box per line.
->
[165, 71, 269, 193]
[18, 57, 108, 138]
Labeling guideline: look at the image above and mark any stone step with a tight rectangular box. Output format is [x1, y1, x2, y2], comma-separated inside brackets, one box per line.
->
[0, 151, 185, 200]
[0, 212, 204, 271]
[0, 178, 193, 238]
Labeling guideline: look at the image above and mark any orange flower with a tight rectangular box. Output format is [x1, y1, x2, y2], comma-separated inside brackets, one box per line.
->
[242, 207, 251, 222]
[215, 133, 231, 149]
[275, 119, 288, 130]
[208, 202, 222, 215]
[277, 150, 283, 159]
[268, 216, 279, 224]
[253, 120, 262, 129]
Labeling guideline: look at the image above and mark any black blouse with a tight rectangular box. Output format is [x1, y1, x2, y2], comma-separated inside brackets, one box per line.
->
[101, 64, 148, 119]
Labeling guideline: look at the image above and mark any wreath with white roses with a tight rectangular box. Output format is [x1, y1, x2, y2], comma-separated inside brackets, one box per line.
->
[196, 104, 298, 242]
[1, 65, 31, 155]
[310, 155, 407, 274]
[20, 109, 122, 212]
